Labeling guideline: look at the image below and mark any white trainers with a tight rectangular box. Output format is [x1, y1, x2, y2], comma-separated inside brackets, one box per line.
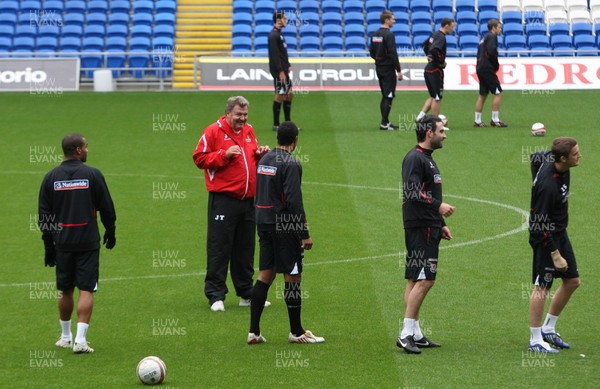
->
[73, 342, 94, 354]
[247, 333, 267, 345]
[55, 338, 72, 349]
[288, 330, 325, 344]
[239, 298, 271, 307]
[210, 300, 225, 312]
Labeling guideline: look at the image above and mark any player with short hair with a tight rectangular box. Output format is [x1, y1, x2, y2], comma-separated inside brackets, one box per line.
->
[398, 116, 454, 354]
[528, 137, 582, 353]
[248, 121, 324, 345]
[38, 133, 117, 354]
[269, 10, 295, 132]
[370, 10, 403, 130]
[416, 19, 456, 122]
[474, 19, 507, 127]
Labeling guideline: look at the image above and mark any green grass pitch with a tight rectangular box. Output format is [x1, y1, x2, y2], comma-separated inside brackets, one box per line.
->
[0, 89, 598, 388]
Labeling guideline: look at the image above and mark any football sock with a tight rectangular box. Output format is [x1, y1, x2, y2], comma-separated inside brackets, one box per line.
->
[492, 111, 500, 122]
[530, 327, 543, 343]
[474, 112, 482, 123]
[400, 318, 415, 338]
[284, 282, 304, 337]
[380, 97, 393, 124]
[250, 280, 270, 335]
[75, 322, 89, 344]
[413, 320, 424, 340]
[542, 313, 558, 333]
[283, 101, 292, 122]
[60, 319, 72, 340]
[273, 101, 282, 126]
[416, 111, 426, 121]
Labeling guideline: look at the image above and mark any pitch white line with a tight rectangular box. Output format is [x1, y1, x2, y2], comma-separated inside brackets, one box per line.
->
[0, 182, 528, 288]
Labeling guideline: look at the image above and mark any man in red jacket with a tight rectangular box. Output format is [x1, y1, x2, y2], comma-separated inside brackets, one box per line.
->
[193, 96, 271, 312]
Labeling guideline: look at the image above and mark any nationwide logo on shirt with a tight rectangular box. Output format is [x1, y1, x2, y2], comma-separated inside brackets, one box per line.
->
[434, 174, 442, 183]
[257, 165, 277, 176]
[54, 179, 89, 191]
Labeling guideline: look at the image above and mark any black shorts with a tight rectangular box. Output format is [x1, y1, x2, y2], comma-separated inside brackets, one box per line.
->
[530, 231, 579, 289]
[424, 68, 444, 100]
[404, 227, 442, 281]
[56, 250, 100, 292]
[258, 225, 304, 275]
[273, 72, 293, 95]
[477, 71, 503, 95]
[376, 66, 397, 98]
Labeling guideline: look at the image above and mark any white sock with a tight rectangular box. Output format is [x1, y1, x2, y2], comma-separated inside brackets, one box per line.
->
[413, 320, 424, 340]
[474, 112, 482, 123]
[400, 318, 415, 338]
[75, 322, 89, 345]
[542, 313, 558, 333]
[492, 111, 500, 122]
[416, 111, 426, 121]
[60, 320, 72, 341]
[530, 327, 543, 344]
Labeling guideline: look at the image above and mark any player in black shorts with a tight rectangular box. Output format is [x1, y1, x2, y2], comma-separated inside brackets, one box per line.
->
[474, 19, 508, 127]
[370, 10, 403, 130]
[268, 10, 295, 131]
[528, 137, 582, 353]
[248, 121, 324, 345]
[38, 133, 116, 354]
[398, 116, 455, 354]
[416, 18, 455, 122]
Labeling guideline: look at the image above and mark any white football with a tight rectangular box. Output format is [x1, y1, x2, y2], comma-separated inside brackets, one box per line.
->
[137, 356, 167, 385]
[531, 122, 546, 137]
[438, 114, 448, 127]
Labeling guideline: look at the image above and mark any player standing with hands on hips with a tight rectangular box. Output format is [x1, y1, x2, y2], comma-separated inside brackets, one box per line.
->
[528, 138, 582, 353]
[370, 10, 403, 130]
[398, 116, 454, 354]
[248, 121, 324, 345]
[38, 133, 116, 354]
[269, 10, 296, 132]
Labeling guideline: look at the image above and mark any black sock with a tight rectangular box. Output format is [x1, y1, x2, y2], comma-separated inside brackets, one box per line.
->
[380, 97, 393, 124]
[284, 281, 304, 336]
[273, 101, 282, 126]
[283, 101, 292, 122]
[250, 280, 270, 335]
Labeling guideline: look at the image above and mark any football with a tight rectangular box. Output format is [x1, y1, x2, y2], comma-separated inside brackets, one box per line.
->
[137, 356, 167, 385]
[438, 114, 448, 127]
[531, 122, 546, 136]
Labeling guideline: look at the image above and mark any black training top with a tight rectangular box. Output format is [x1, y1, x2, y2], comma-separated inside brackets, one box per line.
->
[268, 26, 290, 76]
[402, 145, 446, 229]
[38, 159, 116, 251]
[425, 31, 447, 71]
[476, 31, 499, 73]
[370, 27, 401, 72]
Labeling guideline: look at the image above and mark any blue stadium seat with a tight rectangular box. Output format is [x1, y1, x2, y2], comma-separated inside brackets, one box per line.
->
[129, 50, 150, 77]
[323, 12, 343, 26]
[65, 1, 86, 14]
[88, 1, 108, 14]
[395, 35, 413, 56]
[110, 0, 131, 14]
[299, 12, 319, 26]
[130, 37, 151, 51]
[232, 24, 252, 38]
[343, 1, 364, 13]
[477, 0, 498, 12]
[0, 14, 17, 28]
[455, 0, 475, 12]
[36, 36, 58, 56]
[525, 23, 547, 36]
[457, 24, 479, 36]
[410, 0, 430, 13]
[298, 0, 318, 14]
[156, 0, 177, 14]
[323, 24, 342, 37]
[133, 13, 154, 27]
[549, 23, 570, 36]
[345, 24, 365, 38]
[503, 23, 524, 36]
[0, 1, 19, 14]
[39, 25, 60, 38]
[134, 1, 154, 14]
[459, 35, 480, 56]
[156, 13, 176, 27]
[388, 1, 408, 14]
[551, 35, 573, 56]
[300, 24, 320, 37]
[254, 36, 268, 51]
[412, 23, 433, 39]
[299, 36, 320, 56]
[0, 25, 14, 38]
[434, 11, 454, 24]
[413, 35, 431, 49]
[322, 1, 341, 13]
[574, 35, 596, 49]
[502, 11, 522, 25]
[528, 34, 550, 49]
[285, 35, 297, 51]
[20, 1, 42, 14]
[18, 13, 36, 26]
[254, 13, 273, 27]
[59, 36, 81, 52]
[446, 34, 458, 47]
[154, 25, 175, 39]
[109, 13, 130, 27]
[323, 36, 343, 56]
[233, 1, 253, 14]
[571, 22, 593, 37]
[530, 49, 552, 56]
[83, 25, 105, 38]
[86, 13, 108, 26]
[232, 36, 252, 51]
[346, 48, 367, 57]
[344, 12, 365, 26]
[16, 25, 37, 38]
[367, 12, 382, 25]
[107, 24, 128, 38]
[505, 35, 528, 57]
[106, 37, 127, 77]
[345, 36, 366, 50]
[152, 37, 174, 77]
[0, 37, 12, 51]
[411, 12, 432, 25]
[61, 25, 83, 38]
[456, 11, 477, 25]
[479, 10, 500, 24]
[233, 13, 253, 26]
[13, 36, 35, 54]
[131, 25, 152, 39]
[367, 23, 380, 37]
[391, 23, 411, 37]
[432, 0, 453, 12]
[394, 11, 410, 25]
[44, 1, 64, 14]
[366, 0, 386, 13]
